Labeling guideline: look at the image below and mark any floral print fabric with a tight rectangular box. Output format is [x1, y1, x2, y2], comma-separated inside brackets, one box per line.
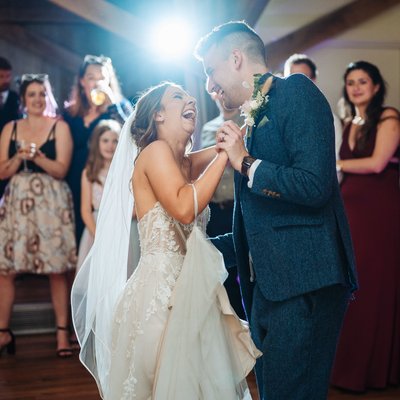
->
[0, 172, 77, 275]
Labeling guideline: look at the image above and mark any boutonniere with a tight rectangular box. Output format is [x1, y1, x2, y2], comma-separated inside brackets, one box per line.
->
[240, 74, 273, 137]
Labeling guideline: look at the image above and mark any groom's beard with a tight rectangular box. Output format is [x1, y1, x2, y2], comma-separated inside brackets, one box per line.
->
[222, 95, 240, 111]
[222, 86, 249, 111]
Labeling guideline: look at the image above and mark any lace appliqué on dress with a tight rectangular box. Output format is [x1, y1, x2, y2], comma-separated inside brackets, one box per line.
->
[109, 202, 210, 400]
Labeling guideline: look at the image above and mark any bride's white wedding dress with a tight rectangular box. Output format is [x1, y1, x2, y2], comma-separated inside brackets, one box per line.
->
[72, 111, 261, 400]
[105, 201, 260, 399]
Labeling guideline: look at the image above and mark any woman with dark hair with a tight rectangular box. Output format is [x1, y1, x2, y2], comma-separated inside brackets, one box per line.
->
[0, 74, 76, 358]
[63, 55, 132, 243]
[332, 61, 400, 391]
[72, 82, 260, 399]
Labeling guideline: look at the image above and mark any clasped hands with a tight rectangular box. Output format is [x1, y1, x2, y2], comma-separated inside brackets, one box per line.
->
[216, 120, 249, 171]
[17, 144, 45, 161]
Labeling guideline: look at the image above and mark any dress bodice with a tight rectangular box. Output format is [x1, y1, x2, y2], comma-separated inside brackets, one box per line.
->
[91, 174, 106, 211]
[137, 202, 209, 256]
[8, 120, 57, 174]
[340, 110, 400, 161]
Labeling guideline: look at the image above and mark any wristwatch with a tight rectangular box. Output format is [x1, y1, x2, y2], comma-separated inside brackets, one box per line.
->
[241, 155, 256, 177]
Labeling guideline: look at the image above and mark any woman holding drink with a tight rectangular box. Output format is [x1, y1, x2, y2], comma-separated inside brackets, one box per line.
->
[0, 74, 76, 358]
[63, 54, 132, 243]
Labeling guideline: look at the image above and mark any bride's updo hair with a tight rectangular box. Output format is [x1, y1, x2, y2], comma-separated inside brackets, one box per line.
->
[130, 81, 176, 151]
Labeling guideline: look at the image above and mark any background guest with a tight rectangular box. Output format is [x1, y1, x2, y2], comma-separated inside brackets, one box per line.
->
[284, 53, 343, 162]
[76, 119, 120, 271]
[0, 74, 76, 358]
[0, 57, 22, 197]
[63, 54, 132, 243]
[200, 94, 245, 319]
[332, 61, 400, 391]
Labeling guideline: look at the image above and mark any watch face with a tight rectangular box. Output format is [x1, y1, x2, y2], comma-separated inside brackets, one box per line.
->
[243, 156, 252, 164]
[244, 156, 255, 166]
[241, 156, 255, 176]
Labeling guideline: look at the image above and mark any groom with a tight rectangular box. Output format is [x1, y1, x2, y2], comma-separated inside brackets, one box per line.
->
[195, 22, 358, 400]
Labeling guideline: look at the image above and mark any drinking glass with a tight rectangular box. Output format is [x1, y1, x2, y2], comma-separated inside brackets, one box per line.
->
[16, 140, 36, 173]
[90, 88, 106, 106]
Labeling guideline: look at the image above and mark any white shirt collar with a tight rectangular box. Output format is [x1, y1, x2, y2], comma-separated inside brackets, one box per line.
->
[1, 90, 10, 104]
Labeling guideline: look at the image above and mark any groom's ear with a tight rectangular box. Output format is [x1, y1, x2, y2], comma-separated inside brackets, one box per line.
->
[231, 49, 243, 70]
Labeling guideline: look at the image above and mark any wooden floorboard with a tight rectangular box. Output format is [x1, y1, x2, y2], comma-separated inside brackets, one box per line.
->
[0, 334, 399, 399]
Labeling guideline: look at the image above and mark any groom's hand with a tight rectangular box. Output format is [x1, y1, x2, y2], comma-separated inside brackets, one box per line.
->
[216, 120, 248, 172]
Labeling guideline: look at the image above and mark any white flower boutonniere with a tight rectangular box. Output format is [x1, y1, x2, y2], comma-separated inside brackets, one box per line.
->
[240, 74, 273, 137]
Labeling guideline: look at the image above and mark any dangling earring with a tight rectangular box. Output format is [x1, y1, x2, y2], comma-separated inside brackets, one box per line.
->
[242, 81, 251, 89]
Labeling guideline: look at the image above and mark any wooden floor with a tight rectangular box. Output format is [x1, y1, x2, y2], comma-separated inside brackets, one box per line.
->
[0, 334, 399, 400]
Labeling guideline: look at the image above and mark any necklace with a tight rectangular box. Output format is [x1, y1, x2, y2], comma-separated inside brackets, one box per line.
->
[352, 115, 365, 126]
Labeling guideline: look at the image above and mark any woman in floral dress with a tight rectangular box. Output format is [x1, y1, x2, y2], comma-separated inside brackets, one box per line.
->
[0, 74, 76, 358]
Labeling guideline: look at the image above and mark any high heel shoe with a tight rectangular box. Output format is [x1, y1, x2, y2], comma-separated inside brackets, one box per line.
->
[56, 326, 73, 358]
[0, 328, 16, 356]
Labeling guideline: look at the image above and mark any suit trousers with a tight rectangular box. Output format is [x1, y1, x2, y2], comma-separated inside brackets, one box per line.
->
[251, 283, 350, 400]
[207, 201, 246, 320]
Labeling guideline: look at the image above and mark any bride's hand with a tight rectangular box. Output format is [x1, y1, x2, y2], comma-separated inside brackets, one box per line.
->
[216, 121, 248, 171]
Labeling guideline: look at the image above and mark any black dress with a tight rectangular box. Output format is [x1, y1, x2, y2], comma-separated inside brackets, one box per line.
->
[63, 100, 132, 243]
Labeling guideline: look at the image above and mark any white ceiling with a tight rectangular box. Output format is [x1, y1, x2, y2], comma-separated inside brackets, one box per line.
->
[255, 0, 355, 43]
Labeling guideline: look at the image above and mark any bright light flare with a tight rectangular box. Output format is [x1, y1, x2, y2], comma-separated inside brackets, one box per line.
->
[149, 19, 194, 61]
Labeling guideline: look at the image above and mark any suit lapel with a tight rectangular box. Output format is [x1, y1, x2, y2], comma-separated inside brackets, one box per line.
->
[246, 74, 274, 153]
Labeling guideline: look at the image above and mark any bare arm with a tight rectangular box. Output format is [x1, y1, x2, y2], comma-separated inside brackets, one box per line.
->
[188, 145, 217, 181]
[80, 169, 96, 237]
[33, 120, 73, 179]
[140, 140, 228, 224]
[0, 122, 23, 179]
[338, 109, 400, 174]
[188, 123, 246, 180]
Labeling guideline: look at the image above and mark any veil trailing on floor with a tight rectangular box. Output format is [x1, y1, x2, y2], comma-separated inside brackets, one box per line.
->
[71, 111, 137, 398]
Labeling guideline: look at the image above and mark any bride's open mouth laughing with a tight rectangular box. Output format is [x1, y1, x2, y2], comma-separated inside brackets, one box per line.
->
[182, 109, 197, 122]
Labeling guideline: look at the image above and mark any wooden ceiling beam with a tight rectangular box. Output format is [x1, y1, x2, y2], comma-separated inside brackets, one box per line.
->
[0, 24, 81, 73]
[242, 0, 271, 27]
[265, 0, 400, 71]
[0, 6, 84, 23]
[48, 0, 148, 48]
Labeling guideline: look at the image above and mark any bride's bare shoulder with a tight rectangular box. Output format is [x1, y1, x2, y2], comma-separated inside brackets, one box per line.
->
[136, 140, 175, 166]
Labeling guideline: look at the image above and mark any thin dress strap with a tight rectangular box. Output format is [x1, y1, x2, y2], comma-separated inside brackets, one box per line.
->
[190, 183, 198, 219]
[173, 184, 198, 246]
[11, 120, 17, 141]
[46, 120, 58, 141]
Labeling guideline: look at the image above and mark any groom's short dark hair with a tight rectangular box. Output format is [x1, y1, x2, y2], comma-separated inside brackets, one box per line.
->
[194, 21, 266, 64]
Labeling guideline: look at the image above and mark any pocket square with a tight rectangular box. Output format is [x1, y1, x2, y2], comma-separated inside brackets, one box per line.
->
[257, 115, 269, 129]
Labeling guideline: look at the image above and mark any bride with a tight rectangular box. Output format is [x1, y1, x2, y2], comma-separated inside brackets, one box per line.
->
[72, 82, 261, 399]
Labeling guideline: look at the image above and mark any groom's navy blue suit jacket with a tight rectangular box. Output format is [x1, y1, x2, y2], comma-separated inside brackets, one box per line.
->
[212, 73, 358, 319]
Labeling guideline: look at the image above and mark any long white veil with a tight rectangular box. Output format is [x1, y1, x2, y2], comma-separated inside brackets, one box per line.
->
[71, 111, 137, 398]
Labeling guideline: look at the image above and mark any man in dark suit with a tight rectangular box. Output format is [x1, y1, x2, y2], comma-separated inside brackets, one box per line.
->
[0, 57, 20, 132]
[195, 22, 358, 400]
[200, 96, 246, 319]
[0, 57, 21, 196]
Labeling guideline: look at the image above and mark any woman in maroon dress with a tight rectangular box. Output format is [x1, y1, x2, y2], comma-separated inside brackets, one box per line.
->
[332, 61, 400, 391]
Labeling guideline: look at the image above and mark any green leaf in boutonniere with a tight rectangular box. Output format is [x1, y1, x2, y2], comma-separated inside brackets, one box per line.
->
[240, 74, 273, 138]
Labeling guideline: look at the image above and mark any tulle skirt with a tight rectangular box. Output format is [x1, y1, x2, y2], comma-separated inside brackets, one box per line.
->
[106, 226, 260, 399]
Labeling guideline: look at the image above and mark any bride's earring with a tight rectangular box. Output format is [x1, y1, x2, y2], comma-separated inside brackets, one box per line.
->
[242, 81, 251, 89]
